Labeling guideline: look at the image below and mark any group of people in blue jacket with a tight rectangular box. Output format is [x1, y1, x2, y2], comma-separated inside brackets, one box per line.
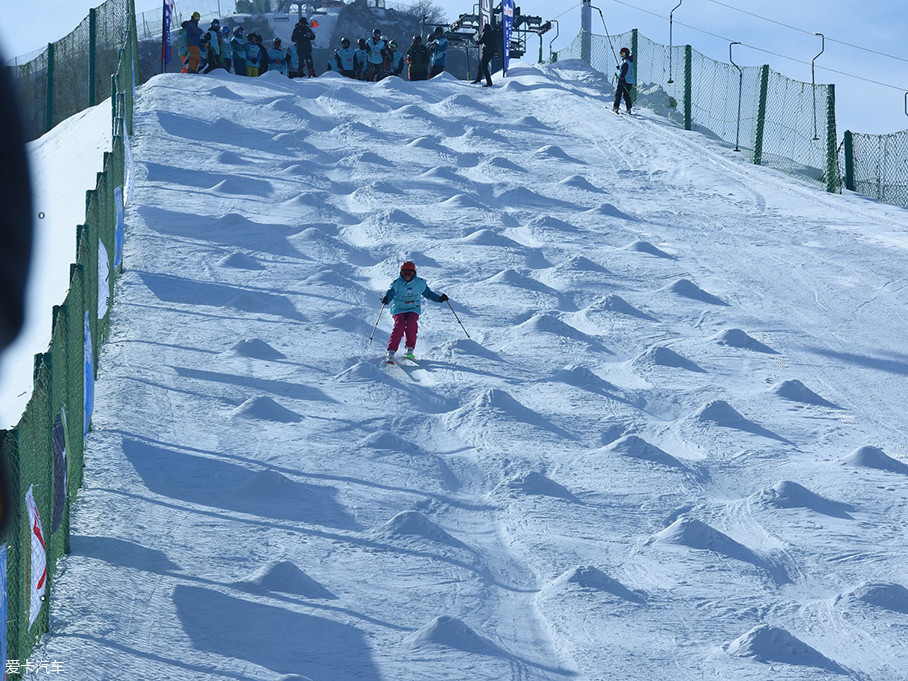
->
[178, 13, 449, 82]
[327, 26, 449, 82]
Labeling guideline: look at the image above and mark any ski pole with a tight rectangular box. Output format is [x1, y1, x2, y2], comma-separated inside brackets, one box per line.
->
[369, 302, 386, 342]
[446, 300, 471, 340]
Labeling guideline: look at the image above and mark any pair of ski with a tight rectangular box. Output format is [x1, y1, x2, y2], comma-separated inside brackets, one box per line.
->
[385, 352, 416, 366]
[610, 108, 634, 116]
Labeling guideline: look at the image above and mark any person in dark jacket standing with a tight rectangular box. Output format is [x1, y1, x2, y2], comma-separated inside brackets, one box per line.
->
[406, 35, 430, 81]
[471, 22, 499, 87]
[292, 17, 316, 77]
[613, 47, 636, 114]
[181, 11, 204, 73]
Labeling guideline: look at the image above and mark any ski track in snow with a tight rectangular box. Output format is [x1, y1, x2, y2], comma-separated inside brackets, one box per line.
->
[33, 63, 908, 681]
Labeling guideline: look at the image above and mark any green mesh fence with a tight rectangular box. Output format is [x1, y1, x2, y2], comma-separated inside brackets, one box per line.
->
[841, 128, 908, 208]
[0, 0, 135, 665]
[8, 0, 132, 142]
[557, 30, 840, 192]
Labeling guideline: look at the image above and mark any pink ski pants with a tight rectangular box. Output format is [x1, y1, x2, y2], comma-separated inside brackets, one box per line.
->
[388, 312, 419, 351]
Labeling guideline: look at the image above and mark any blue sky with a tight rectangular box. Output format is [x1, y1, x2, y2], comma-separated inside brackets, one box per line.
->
[3, 0, 907, 134]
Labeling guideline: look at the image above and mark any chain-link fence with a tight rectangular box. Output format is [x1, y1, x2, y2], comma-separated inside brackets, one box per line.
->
[0, 1, 136, 666]
[9, 0, 131, 142]
[841, 128, 908, 209]
[558, 30, 839, 193]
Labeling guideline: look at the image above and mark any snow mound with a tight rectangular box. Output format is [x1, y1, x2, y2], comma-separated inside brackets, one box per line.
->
[606, 435, 685, 469]
[485, 269, 554, 293]
[334, 361, 390, 383]
[272, 132, 301, 147]
[771, 379, 839, 407]
[524, 215, 579, 234]
[226, 291, 296, 317]
[584, 203, 636, 220]
[372, 511, 462, 547]
[557, 255, 607, 273]
[693, 400, 789, 443]
[845, 582, 908, 613]
[586, 294, 654, 320]
[557, 566, 645, 602]
[558, 174, 604, 192]
[394, 103, 435, 119]
[634, 346, 703, 372]
[215, 150, 244, 164]
[484, 156, 526, 173]
[282, 192, 325, 209]
[357, 430, 416, 452]
[264, 97, 304, 114]
[236, 560, 335, 598]
[534, 144, 584, 164]
[420, 166, 465, 183]
[516, 115, 545, 127]
[218, 252, 263, 270]
[332, 121, 382, 138]
[461, 229, 521, 247]
[726, 625, 847, 673]
[448, 388, 569, 438]
[758, 481, 853, 518]
[207, 85, 244, 100]
[518, 314, 602, 347]
[406, 136, 442, 149]
[278, 163, 314, 177]
[439, 93, 491, 111]
[505, 471, 575, 500]
[842, 446, 908, 474]
[339, 150, 388, 166]
[403, 615, 504, 655]
[649, 518, 787, 584]
[714, 328, 777, 353]
[498, 186, 562, 207]
[665, 279, 727, 306]
[625, 240, 675, 259]
[227, 338, 286, 361]
[209, 176, 267, 195]
[433, 338, 503, 362]
[231, 397, 302, 423]
[324, 313, 372, 335]
[440, 194, 487, 209]
[546, 365, 618, 394]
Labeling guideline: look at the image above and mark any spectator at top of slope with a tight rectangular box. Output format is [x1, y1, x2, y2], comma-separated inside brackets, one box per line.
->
[180, 11, 204, 73]
[613, 46, 635, 115]
[472, 21, 500, 87]
[292, 17, 317, 78]
[406, 34, 430, 81]
[427, 26, 448, 78]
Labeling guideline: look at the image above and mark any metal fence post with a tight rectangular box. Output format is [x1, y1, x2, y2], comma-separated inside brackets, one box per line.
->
[684, 44, 692, 130]
[825, 84, 839, 193]
[89, 8, 97, 107]
[843, 130, 855, 191]
[729, 42, 743, 152]
[45, 42, 55, 133]
[752, 65, 769, 165]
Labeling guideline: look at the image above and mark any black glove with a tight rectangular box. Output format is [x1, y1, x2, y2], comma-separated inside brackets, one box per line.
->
[438, 293, 448, 303]
[381, 295, 390, 305]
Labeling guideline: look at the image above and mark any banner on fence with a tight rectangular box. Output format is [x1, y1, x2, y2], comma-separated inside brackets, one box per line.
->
[1, 543, 7, 679]
[52, 408, 69, 533]
[98, 238, 110, 319]
[502, 0, 514, 76]
[84, 311, 94, 436]
[124, 125, 135, 207]
[115, 187, 125, 270]
[163, 0, 176, 65]
[25, 487, 47, 628]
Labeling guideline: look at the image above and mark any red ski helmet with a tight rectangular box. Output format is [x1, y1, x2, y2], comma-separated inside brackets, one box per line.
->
[619, 47, 630, 56]
[400, 261, 416, 273]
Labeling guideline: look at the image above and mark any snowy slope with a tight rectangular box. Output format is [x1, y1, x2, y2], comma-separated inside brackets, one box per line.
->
[32, 63, 908, 681]
[0, 103, 111, 428]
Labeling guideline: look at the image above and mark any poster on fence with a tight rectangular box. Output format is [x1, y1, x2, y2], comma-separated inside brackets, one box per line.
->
[98, 238, 110, 320]
[1, 543, 7, 679]
[25, 487, 47, 629]
[502, 0, 514, 76]
[114, 187, 125, 271]
[84, 310, 94, 437]
[123, 124, 135, 207]
[52, 407, 69, 534]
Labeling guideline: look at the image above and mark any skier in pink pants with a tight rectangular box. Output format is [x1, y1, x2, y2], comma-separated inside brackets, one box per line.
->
[381, 260, 447, 362]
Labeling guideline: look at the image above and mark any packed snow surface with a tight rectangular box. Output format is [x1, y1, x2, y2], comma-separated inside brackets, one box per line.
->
[33, 61, 908, 680]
